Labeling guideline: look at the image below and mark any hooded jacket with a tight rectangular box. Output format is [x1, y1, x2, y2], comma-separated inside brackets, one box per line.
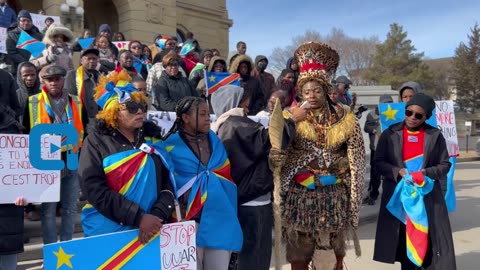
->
[79, 120, 175, 227]
[253, 55, 276, 102]
[398, 81, 424, 98]
[286, 57, 299, 85]
[16, 62, 40, 122]
[211, 85, 296, 204]
[188, 49, 213, 90]
[229, 55, 265, 115]
[196, 56, 227, 93]
[6, 23, 43, 73]
[31, 24, 74, 71]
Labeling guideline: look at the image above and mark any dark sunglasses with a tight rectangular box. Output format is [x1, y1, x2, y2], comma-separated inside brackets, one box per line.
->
[120, 101, 148, 113]
[405, 109, 424, 120]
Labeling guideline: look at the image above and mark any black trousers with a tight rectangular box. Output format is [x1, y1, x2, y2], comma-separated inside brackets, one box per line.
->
[237, 204, 273, 270]
[368, 149, 381, 200]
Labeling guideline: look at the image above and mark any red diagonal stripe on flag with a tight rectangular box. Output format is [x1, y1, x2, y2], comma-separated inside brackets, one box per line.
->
[208, 73, 240, 95]
[16, 39, 39, 49]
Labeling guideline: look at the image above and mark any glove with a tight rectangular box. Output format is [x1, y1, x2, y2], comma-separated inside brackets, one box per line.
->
[46, 54, 57, 64]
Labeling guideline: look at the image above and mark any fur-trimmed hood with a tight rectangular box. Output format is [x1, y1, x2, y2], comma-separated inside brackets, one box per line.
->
[208, 56, 227, 72]
[43, 24, 74, 45]
[229, 54, 254, 73]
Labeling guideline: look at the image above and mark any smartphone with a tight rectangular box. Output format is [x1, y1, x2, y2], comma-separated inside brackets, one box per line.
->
[300, 101, 311, 109]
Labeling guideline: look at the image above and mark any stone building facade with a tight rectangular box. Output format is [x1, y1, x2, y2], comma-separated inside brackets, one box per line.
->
[7, 0, 233, 56]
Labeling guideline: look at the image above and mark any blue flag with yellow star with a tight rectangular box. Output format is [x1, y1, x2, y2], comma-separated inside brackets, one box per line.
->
[43, 230, 160, 270]
[205, 71, 240, 95]
[379, 102, 437, 132]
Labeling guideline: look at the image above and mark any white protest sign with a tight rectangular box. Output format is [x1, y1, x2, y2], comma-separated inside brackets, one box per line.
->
[0, 27, 7, 54]
[146, 111, 270, 136]
[0, 134, 61, 204]
[113, 41, 130, 51]
[160, 221, 197, 270]
[435, 100, 460, 157]
[31, 13, 61, 31]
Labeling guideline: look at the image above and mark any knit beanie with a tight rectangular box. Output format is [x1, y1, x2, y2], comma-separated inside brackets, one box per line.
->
[18, 10, 32, 21]
[98, 24, 112, 35]
[406, 93, 435, 119]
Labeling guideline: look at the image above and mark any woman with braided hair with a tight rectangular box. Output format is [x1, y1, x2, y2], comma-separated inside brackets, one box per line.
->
[163, 96, 242, 270]
[280, 42, 366, 270]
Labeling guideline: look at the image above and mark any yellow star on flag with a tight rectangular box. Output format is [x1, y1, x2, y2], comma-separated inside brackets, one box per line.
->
[382, 104, 399, 121]
[209, 75, 216, 82]
[53, 246, 74, 269]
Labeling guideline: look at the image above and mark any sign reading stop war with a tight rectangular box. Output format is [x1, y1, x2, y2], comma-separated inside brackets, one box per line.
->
[160, 221, 197, 270]
[0, 134, 61, 204]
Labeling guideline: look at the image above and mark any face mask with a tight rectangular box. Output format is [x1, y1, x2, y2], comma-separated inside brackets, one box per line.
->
[257, 62, 267, 71]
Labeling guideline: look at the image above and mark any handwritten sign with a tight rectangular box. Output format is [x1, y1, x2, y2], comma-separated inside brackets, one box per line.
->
[113, 41, 131, 51]
[146, 111, 270, 136]
[435, 100, 459, 157]
[160, 221, 197, 270]
[0, 134, 61, 204]
[0, 27, 6, 54]
[31, 13, 61, 31]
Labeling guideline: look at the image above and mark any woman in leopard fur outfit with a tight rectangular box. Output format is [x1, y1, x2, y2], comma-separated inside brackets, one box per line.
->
[281, 42, 366, 270]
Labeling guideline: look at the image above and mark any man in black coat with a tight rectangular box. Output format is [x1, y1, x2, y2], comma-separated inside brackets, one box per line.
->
[6, 10, 43, 76]
[65, 49, 101, 124]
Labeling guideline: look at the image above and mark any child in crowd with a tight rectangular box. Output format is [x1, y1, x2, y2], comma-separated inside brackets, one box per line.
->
[95, 35, 116, 71]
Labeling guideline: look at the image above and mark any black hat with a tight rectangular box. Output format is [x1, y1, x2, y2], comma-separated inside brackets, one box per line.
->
[406, 93, 435, 119]
[42, 65, 67, 79]
[17, 10, 32, 21]
[81, 48, 99, 57]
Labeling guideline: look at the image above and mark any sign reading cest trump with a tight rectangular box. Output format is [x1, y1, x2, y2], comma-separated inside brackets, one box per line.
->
[0, 134, 61, 204]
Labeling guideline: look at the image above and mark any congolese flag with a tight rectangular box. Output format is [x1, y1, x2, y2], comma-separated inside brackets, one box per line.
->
[77, 37, 95, 49]
[16, 30, 45, 58]
[205, 71, 240, 95]
[43, 230, 160, 270]
[378, 101, 456, 212]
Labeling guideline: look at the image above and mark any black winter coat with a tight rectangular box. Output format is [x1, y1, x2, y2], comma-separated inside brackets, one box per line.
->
[154, 71, 198, 112]
[78, 121, 175, 227]
[241, 76, 265, 116]
[6, 25, 43, 73]
[373, 122, 456, 270]
[217, 115, 296, 204]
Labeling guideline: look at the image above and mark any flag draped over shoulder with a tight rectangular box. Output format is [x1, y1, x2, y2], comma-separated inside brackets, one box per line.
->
[81, 139, 171, 237]
[164, 130, 243, 252]
[16, 30, 45, 58]
[43, 229, 160, 270]
[378, 102, 456, 212]
[205, 71, 240, 95]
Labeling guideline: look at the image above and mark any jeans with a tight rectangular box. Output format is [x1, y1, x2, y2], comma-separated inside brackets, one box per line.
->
[0, 254, 17, 270]
[237, 204, 273, 270]
[41, 170, 79, 244]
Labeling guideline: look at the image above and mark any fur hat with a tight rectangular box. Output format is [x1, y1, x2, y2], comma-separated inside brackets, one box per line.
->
[294, 42, 339, 89]
[43, 24, 74, 45]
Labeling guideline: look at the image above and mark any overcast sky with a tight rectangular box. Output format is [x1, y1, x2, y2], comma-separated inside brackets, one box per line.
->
[227, 0, 480, 61]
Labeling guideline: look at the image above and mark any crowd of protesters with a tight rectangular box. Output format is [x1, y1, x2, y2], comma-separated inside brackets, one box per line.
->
[0, 6, 456, 270]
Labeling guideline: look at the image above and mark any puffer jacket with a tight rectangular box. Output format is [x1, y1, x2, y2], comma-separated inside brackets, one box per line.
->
[153, 71, 198, 112]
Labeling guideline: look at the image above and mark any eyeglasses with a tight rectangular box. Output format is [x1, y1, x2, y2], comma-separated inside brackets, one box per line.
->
[405, 109, 424, 120]
[119, 101, 148, 114]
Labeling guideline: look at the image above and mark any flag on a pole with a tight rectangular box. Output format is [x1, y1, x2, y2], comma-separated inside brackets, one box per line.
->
[205, 71, 240, 95]
[43, 230, 161, 270]
[77, 37, 95, 49]
[16, 30, 45, 58]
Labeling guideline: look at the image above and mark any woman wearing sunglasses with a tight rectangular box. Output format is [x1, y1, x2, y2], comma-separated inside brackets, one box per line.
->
[373, 93, 456, 270]
[78, 70, 176, 244]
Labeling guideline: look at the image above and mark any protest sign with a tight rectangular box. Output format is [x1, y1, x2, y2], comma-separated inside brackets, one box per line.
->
[0, 134, 61, 204]
[113, 41, 131, 51]
[434, 100, 459, 156]
[0, 27, 7, 54]
[31, 13, 61, 31]
[160, 221, 197, 270]
[43, 221, 196, 270]
[146, 111, 270, 136]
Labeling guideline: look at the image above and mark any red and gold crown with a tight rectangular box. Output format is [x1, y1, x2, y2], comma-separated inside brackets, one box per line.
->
[294, 42, 339, 88]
